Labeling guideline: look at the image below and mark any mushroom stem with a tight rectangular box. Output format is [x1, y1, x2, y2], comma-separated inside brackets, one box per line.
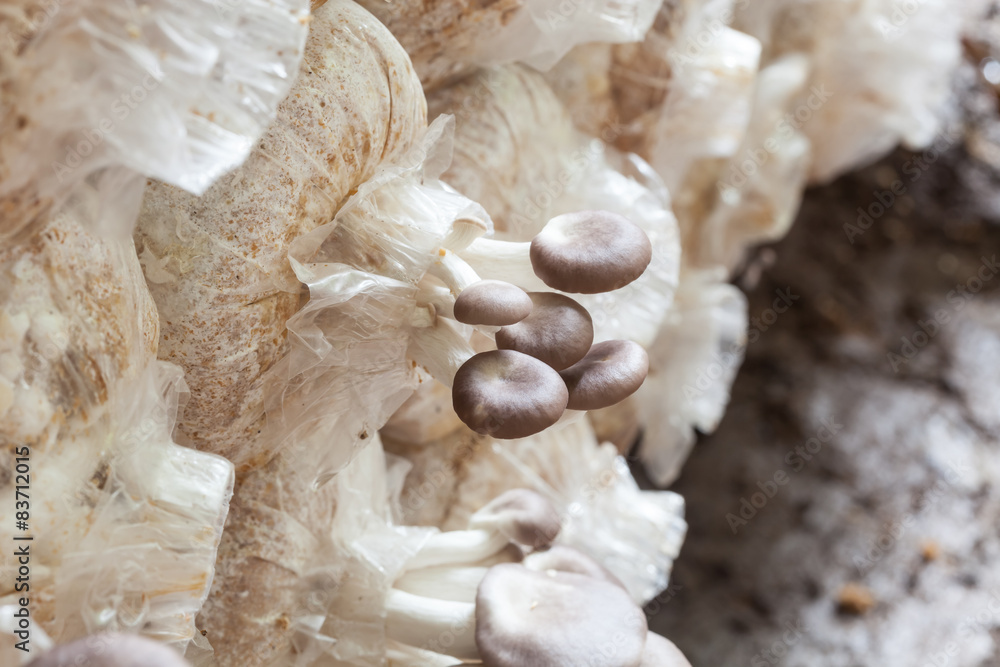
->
[441, 216, 490, 252]
[407, 318, 475, 387]
[427, 249, 483, 297]
[394, 565, 489, 603]
[405, 529, 511, 570]
[384, 589, 479, 661]
[386, 640, 465, 667]
[416, 280, 456, 320]
[457, 239, 549, 292]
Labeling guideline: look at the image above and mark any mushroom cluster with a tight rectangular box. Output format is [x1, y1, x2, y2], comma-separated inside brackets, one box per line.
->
[410, 210, 654, 439]
[383, 488, 690, 666]
[0, 0, 972, 663]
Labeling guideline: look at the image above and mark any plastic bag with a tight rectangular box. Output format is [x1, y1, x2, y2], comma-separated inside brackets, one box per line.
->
[134, 0, 428, 474]
[354, 0, 659, 90]
[428, 65, 681, 347]
[392, 416, 688, 605]
[0, 201, 233, 653]
[734, 0, 961, 183]
[266, 116, 490, 487]
[197, 433, 431, 667]
[635, 267, 748, 486]
[0, 0, 309, 244]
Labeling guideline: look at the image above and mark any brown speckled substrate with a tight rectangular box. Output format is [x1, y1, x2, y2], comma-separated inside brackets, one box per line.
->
[644, 46, 1000, 667]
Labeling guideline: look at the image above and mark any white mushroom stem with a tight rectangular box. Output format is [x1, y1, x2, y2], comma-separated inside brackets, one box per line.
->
[408, 303, 437, 328]
[416, 280, 456, 320]
[385, 589, 479, 661]
[394, 565, 489, 603]
[386, 639, 465, 667]
[407, 318, 475, 388]
[457, 239, 548, 292]
[405, 529, 511, 570]
[426, 249, 483, 297]
[441, 216, 490, 252]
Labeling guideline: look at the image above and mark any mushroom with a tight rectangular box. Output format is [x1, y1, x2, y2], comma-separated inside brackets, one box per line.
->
[26, 634, 192, 667]
[452, 350, 568, 438]
[393, 564, 492, 603]
[386, 639, 466, 667]
[522, 545, 625, 589]
[385, 589, 479, 661]
[430, 210, 652, 295]
[639, 632, 693, 667]
[404, 489, 561, 571]
[474, 563, 648, 667]
[529, 211, 653, 294]
[386, 490, 561, 660]
[467, 488, 562, 549]
[559, 340, 650, 411]
[495, 292, 593, 370]
[453, 280, 533, 326]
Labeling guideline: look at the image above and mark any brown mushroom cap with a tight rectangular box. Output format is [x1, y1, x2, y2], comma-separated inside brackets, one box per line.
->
[469, 489, 562, 549]
[522, 545, 625, 589]
[475, 563, 647, 667]
[494, 292, 593, 371]
[640, 632, 692, 667]
[453, 350, 568, 439]
[529, 210, 652, 294]
[454, 280, 533, 326]
[27, 634, 192, 667]
[559, 340, 649, 411]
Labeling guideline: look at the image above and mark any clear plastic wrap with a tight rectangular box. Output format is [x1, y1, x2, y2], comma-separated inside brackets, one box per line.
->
[692, 54, 811, 270]
[734, 0, 961, 183]
[354, 0, 660, 90]
[0, 199, 234, 653]
[635, 268, 748, 486]
[197, 435, 431, 667]
[496, 417, 687, 603]
[194, 116, 506, 665]
[466, 0, 661, 71]
[265, 117, 491, 487]
[134, 0, 428, 474]
[0, 0, 309, 244]
[428, 65, 681, 347]
[387, 417, 688, 605]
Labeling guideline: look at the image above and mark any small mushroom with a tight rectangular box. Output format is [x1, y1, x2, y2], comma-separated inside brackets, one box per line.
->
[27, 634, 192, 667]
[453, 350, 568, 439]
[639, 632, 692, 667]
[495, 292, 593, 371]
[454, 280, 533, 326]
[522, 545, 625, 589]
[475, 563, 647, 667]
[468, 488, 562, 549]
[559, 340, 649, 411]
[529, 211, 652, 294]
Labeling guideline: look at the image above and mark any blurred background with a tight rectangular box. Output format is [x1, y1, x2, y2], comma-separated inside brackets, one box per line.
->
[644, 12, 1000, 665]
